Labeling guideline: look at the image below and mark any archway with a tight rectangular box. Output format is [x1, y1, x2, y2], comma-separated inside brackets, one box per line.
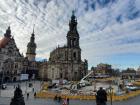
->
[13, 77, 17, 82]
[4, 77, 10, 82]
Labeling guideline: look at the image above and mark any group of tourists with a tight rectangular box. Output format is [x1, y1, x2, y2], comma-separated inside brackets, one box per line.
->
[54, 87, 107, 105]
[26, 87, 37, 100]
[54, 95, 69, 105]
[26, 86, 107, 105]
[54, 95, 62, 102]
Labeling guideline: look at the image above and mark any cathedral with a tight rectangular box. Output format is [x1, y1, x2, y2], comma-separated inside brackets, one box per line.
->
[47, 12, 88, 81]
[0, 12, 88, 82]
[0, 26, 38, 82]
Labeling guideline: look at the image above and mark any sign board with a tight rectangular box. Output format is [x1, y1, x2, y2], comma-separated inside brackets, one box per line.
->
[20, 74, 29, 80]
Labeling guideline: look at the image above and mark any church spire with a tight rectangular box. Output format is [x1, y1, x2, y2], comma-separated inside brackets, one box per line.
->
[4, 26, 11, 38]
[26, 25, 37, 61]
[32, 24, 35, 35]
[71, 10, 76, 22]
[69, 10, 77, 31]
[30, 24, 35, 43]
[67, 11, 79, 48]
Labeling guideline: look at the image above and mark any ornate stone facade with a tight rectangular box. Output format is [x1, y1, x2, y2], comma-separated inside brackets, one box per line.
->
[0, 12, 88, 82]
[0, 27, 24, 82]
[38, 60, 47, 80]
[47, 12, 88, 81]
[0, 27, 38, 82]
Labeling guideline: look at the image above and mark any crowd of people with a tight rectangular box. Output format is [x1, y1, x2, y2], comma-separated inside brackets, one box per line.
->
[24, 84, 107, 105]
[53, 87, 107, 105]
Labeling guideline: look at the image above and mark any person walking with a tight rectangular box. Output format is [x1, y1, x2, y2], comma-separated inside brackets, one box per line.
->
[54, 95, 58, 101]
[32, 87, 34, 92]
[96, 87, 107, 105]
[67, 98, 69, 105]
[34, 92, 36, 98]
[62, 98, 67, 105]
[13, 85, 15, 89]
[58, 96, 62, 103]
[27, 93, 29, 100]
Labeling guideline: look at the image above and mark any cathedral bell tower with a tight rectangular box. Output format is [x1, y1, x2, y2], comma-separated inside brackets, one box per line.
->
[67, 11, 79, 48]
[66, 11, 81, 62]
[26, 28, 36, 61]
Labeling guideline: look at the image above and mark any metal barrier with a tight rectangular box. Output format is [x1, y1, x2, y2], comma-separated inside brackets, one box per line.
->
[36, 90, 140, 101]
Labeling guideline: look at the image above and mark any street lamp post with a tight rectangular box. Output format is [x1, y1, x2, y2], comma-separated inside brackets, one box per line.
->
[0, 67, 4, 97]
[40, 60, 45, 91]
[94, 79, 96, 92]
[93, 70, 96, 92]
[109, 85, 113, 105]
[25, 80, 27, 94]
[40, 63, 44, 91]
[25, 67, 28, 94]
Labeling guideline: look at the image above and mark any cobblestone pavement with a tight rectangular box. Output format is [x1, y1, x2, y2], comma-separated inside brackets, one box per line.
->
[0, 81, 140, 105]
[0, 81, 41, 98]
[0, 95, 140, 105]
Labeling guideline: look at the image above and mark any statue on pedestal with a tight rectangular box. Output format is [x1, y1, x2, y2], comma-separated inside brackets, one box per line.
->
[10, 85, 25, 105]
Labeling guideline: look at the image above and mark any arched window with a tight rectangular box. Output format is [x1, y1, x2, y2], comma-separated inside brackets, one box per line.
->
[52, 68, 54, 78]
[73, 38, 76, 46]
[71, 40, 73, 47]
[73, 52, 76, 59]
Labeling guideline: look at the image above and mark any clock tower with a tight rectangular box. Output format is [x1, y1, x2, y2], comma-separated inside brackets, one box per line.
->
[26, 28, 36, 61]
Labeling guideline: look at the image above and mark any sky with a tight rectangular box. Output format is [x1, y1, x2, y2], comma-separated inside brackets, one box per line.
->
[0, 0, 140, 70]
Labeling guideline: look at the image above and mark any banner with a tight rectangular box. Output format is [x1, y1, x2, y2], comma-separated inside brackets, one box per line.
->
[20, 74, 29, 80]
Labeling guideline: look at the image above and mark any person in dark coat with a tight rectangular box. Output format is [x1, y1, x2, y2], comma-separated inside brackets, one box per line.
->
[54, 95, 58, 101]
[96, 87, 107, 105]
[58, 96, 62, 102]
[34, 92, 36, 98]
[67, 98, 69, 105]
[27, 93, 29, 100]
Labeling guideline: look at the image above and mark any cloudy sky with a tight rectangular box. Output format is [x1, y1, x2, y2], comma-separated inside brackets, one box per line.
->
[0, 0, 140, 70]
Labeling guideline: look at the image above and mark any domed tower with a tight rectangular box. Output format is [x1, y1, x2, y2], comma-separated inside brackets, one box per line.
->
[0, 26, 11, 48]
[26, 28, 36, 61]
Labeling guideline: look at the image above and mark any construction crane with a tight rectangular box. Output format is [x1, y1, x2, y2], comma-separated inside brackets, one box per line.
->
[71, 70, 94, 90]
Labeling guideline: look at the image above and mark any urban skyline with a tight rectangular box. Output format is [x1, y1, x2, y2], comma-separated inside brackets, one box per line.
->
[0, 0, 140, 69]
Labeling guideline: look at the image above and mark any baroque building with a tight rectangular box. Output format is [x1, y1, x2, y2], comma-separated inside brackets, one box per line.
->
[0, 27, 24, 82]
[47, 12, 88, 81]
[91, 63, 113, 77]
[122, 68, 136, 80]
[0, 26, 39, 82]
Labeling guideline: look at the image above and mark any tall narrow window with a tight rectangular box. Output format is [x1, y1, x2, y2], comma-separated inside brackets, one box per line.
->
[73, 38, 76, 46]
[71, 40, 73, 47]
[73, 52, 76, 60]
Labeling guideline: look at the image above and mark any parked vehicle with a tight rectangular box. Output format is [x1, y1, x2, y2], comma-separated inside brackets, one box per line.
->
[1, 84, 7, 89]
[126, 84, 138, 91]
